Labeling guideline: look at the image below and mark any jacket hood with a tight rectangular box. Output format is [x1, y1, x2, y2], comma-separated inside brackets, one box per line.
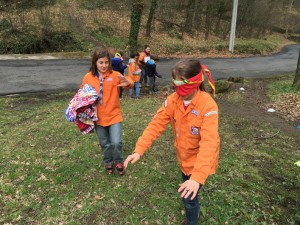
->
[128, 58, 135, 64]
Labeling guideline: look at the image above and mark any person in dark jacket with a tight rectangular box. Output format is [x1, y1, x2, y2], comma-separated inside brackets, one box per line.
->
[112, 52, 127, 98]
[145, 58, 162, 94]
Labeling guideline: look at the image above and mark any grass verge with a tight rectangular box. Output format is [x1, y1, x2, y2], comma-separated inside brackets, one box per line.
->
[0, 83, 299, 224]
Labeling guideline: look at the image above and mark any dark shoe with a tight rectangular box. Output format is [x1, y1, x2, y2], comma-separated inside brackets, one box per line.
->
[115, 163, 125, 176]
[105, 165, 113, 175]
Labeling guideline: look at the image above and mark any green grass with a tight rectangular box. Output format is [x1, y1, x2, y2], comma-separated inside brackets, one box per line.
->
[150, 34, 288, 56]
[267, 74, 298, 100]
[0, 88, 299, 224]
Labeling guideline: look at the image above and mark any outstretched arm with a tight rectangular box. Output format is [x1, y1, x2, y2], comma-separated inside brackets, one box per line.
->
[118, 74, 134, 89]
[178, 180, 200, 200]
[124, 153, 141, 169]
[125, 99, 172, 170]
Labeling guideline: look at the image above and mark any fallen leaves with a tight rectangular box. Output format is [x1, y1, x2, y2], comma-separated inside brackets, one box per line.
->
[266, 93, 300, 123]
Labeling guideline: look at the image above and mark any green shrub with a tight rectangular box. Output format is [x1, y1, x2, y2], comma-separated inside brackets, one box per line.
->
[40, 31, 86, 52]
[79, 0, 104, 10]
[215, 80, 232, 93]
[198, 46, 210, 53]
[167, 29, 183, 40]
[164, 42, 193, 54]
[268, 76, 297, 97]
[0, 29, 41, 54]
[89, 29, 128, 50]
[0, 19, 11, 31]
[0, 29, 86, 54]
[288, 34, 300, 43]
[214, 44, 228, 52]
[234, 41, 277, 54]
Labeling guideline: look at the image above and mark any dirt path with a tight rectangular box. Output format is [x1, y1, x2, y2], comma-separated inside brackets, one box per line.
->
[217, 78, 300, 144]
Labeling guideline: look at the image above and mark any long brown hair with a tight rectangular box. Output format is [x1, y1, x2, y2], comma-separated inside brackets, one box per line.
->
[89, 49, 112, 75]
[172, 59, 206, 91]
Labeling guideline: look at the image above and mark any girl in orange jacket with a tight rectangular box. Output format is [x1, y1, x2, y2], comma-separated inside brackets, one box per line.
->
[81, 49, 133, 175]
[124, 59, 220, 224]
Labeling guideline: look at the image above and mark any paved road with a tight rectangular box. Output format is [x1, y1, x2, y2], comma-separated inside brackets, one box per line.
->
[0, 44, 299, 95]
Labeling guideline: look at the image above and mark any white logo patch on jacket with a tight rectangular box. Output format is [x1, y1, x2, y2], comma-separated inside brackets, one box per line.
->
[191, 126, 199, 135]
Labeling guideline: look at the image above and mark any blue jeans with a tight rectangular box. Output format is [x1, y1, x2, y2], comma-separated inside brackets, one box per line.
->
[129, 82, 140, 98]
[182, 173, 201, 225]
[95, 123, 123, 166]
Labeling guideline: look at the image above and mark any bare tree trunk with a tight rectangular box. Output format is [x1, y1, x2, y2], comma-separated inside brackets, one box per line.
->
[145, 0, 157, 38]
[285, 0, 294, 37]
[129, 1, 144, 52]
[204, 2, 213, 40]
[293, 50, 300, 91]
[214, 0, 229, 37]
[183, 0, 196, 34]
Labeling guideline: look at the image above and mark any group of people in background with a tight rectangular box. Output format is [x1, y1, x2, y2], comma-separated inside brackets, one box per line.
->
[110, 45, 163, 99]
[66, 45, 220, 225]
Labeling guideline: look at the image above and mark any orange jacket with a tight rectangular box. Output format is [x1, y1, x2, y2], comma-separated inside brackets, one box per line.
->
[127, 59, 141, 82]
[138, 51, 150, 67]
[80, 70, 133, 126]
[134, 90, 220, 185]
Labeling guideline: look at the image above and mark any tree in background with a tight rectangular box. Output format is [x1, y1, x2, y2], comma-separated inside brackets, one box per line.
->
[293, 50, 300, 91]
[129, 1, 144, 52]
[183, 0, 197, 34]
[145, 0, 157, 37]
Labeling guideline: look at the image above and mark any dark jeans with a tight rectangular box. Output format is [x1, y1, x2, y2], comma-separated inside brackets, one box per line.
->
[182, 173, 201, 225]
[148, 76, 155, 91]
[139, 66, 147, 84]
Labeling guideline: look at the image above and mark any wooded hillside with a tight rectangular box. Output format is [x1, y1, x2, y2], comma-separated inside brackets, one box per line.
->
[0, 0, 299, 55]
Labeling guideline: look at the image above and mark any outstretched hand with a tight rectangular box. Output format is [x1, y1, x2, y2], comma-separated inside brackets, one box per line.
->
[124, 153, 141, 169]
[117, 75, 130, 87]
[178, 179, 200, 200]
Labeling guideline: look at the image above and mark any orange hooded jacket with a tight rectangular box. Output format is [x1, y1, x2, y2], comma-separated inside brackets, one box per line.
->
[138, 51, 150, 67]
[127, 58, 141, 83]
[80, 70, 133, 127]
[134, 90, 220, 185]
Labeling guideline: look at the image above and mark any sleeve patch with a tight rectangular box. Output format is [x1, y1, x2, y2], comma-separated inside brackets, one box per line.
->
[164, 100, 168, 108]
[204, 111, 218, 117]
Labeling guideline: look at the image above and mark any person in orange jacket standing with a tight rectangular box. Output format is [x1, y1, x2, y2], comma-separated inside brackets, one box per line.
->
[138, 45, 151, 87]
[124, 59, 220, 224]
[80, 48, 133, 175]
[128, 52, 142, 99]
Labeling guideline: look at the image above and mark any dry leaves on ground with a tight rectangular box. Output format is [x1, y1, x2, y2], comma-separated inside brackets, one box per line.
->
[266, 94, 300, 123]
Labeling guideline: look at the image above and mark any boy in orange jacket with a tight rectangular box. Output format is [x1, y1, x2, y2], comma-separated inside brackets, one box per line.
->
[125, 59, 220, 225]
[128, 52, 142, 99]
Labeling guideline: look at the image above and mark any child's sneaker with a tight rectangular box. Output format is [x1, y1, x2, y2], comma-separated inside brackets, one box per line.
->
[115, 163, 125, 176]
[105, 165, 113, 175]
